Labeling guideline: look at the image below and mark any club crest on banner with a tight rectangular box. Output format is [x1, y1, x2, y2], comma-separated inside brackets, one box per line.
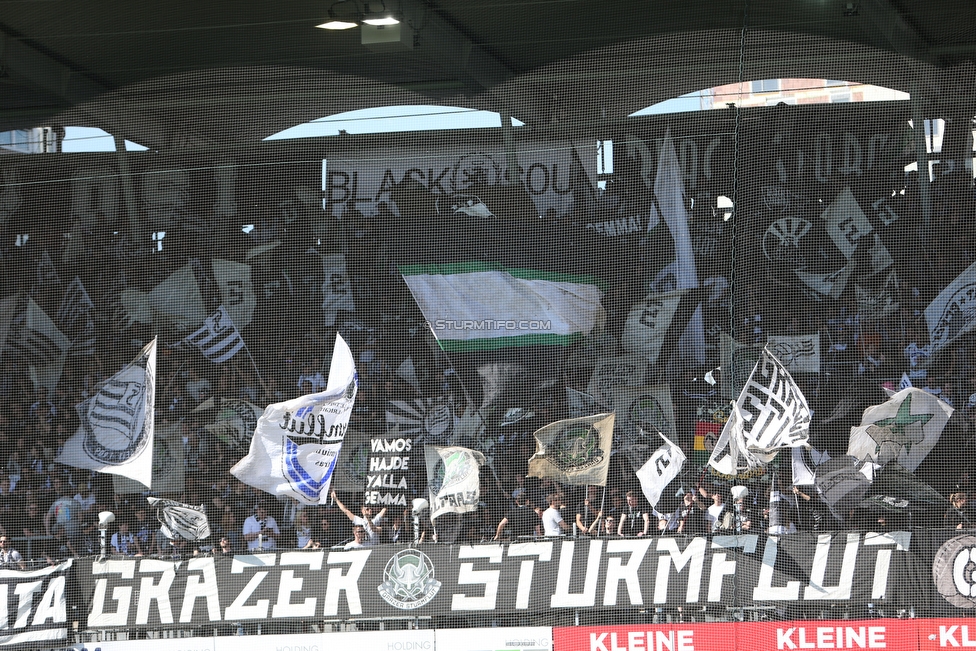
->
[451, 152, 502, 191]
[933, 534, 976, 609]
[378, 548, 442, 610]
[763, 216, 812, 268]
[82, 379, 151, 464]
[548, 423, 605, 473]
[628, 393, 670, 436]
[428, 448, 478, 496]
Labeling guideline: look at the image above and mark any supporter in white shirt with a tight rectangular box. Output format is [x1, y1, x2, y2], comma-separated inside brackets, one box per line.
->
[332, 490, 386, 547]
[542, 493, 571, 537]
[242, 503, 280, 551]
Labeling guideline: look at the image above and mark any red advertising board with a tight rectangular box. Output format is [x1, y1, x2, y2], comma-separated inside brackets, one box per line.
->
[555, 619, 920, 651]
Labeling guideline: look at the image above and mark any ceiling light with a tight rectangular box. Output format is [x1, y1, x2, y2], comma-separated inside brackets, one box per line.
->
[362, 15, 399, 25]
[316, 19, 358, 29]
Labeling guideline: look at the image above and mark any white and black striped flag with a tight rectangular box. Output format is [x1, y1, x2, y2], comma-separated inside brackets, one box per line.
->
[6, 297, 70, 391]
[57, 277, 96, 356]
[147, 496, 211, 541]
[185, 305, 244, 363]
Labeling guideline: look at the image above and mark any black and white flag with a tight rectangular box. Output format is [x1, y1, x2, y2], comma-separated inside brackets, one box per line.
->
[57, 277, 96, 356]
[185, 305, 244, 363]
[767, 334, 820, 374]
[735, 347, 812, 453]
[925, 259, 976, 353]
[6, 297, 70, 391]
[147, 496, 211, 541]
[56, 339, 156, 486]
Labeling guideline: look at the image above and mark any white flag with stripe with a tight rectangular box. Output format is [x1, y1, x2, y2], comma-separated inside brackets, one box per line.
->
[147, 496, 211, 540]
[185, 305, 245, 363]
[56, 339, 157, 487]
[230, 334, 358, 504]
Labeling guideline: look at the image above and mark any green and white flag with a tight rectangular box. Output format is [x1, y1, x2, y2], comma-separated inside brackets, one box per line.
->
[400, 262, 604, 352]
[425, 445, 485, 520]
[848, 387, 953, 471]
[527, 413, 615, 486]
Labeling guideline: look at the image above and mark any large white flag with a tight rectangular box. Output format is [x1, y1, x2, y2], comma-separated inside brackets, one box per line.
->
[651, 131, 703, 364]
[185, 305, 245, 363]
[147, 497, 211, 541]
[230, 334, 358, 505]
[635, 432, 686, 508]
[707, 403, 775, 476]
[925, 260, 976, 353]
[56, 339, 157, 487]
[619, 290, 687, 363]
[112, 421, 184, 494]
[848, 387, 953, 471]
[735, 347, 812, 453]
[425, 445, 485, 521]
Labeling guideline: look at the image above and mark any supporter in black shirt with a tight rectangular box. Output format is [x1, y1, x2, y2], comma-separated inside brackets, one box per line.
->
[493, 489, 540, 540]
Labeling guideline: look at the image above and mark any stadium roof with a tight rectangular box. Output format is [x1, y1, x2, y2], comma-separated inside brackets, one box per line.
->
[0, 0, 974, 148]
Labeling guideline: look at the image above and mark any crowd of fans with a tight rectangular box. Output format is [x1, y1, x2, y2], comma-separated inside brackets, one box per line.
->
[0, 159, 974, 566]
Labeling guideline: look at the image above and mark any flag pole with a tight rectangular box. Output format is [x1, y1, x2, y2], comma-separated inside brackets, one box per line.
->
[241, 340, 271, 400]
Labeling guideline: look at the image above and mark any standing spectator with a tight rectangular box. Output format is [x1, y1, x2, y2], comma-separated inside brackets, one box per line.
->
[331, 491, 386, 547]
[294, 510, 313, 548]
[111, 520, 143, 556]
[618, 491, 650, 537]
[677, 491, 709, 536]
[729, 486, 754, 533]
[493, 489, 541, 540]
[575, 485, 604, 536]
[700, 485, 733, 533]
[216, 535, 236, 556]
[0, 535, 24, 569]
[542, 493, 570, 536]
[945, 492, 974, 529]
[343, 524, 367, 549]
[45, 484, 82, 551]
[599, 514, 619, 537]
[242, 503, 280, 551]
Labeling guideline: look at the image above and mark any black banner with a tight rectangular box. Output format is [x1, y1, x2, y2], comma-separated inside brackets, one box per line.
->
[0, 560, 71, 646]
[364, 435, 414, 508]
[67, 530, 975, 628]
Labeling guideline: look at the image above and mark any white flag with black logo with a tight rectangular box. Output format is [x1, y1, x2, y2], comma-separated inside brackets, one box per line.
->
[620, 289, 686, 363]
[707, 402, 775, 476]
[185, 305, 244, 363]
[56, 339, 157, 487]
[147, 496, 210, 541]
[230, 334, 358, 505]
[634, 431, 686, 508]
[735, 347, 812, 453]
[925, 260, 976, 353]
[767, 334, 820, 374]
[57, 277, 96, 356]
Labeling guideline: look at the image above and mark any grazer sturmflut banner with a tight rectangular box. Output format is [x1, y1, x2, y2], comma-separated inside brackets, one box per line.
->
[69, 530, 976, 628]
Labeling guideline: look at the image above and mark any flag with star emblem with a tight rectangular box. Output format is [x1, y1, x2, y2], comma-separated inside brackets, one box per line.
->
[847, 387, 953, 471]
